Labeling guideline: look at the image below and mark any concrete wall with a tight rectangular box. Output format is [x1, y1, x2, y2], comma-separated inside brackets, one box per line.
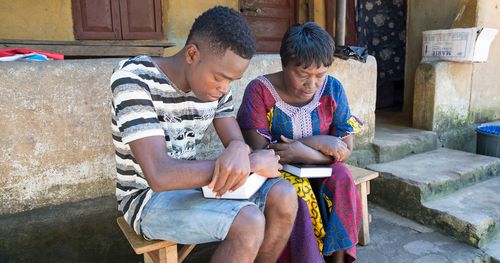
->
[404, 0, 463, 117]
[0, 54, 376, 215]
[412, 0, 500, 151]
[470, 1, 500, 122]
[413, 62, 476, 151]
[329, 56, 377, 147]
[0, 59, 119, 215]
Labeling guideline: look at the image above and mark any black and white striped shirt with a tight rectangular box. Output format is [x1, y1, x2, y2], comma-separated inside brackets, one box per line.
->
[110, 56, 234, 234]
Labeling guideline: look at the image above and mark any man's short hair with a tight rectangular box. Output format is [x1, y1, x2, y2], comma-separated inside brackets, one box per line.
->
[186, 6, 256, 59]
[280, 22, 335, 68]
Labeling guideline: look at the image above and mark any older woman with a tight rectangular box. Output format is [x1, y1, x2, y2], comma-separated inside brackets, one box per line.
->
[237, 22, 363, 263]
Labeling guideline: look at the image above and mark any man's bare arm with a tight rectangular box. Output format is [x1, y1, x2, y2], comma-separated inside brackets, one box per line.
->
[213, 117, 249, 148]
[129, 136, 215, 192]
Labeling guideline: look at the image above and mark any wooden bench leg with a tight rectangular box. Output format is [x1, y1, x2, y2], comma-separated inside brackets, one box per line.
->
[144, 245, 178, 263]
[358, 181, 370, 246]
[179, 245, 196, 262]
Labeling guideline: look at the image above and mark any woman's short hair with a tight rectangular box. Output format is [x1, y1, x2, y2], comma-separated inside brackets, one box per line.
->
[280, 22, 335, 68]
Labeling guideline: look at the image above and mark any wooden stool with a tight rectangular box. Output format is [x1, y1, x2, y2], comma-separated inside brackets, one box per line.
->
[117, 217, 196, 263]
[117, 165, 377, 259]
[349, 165, 379, 246]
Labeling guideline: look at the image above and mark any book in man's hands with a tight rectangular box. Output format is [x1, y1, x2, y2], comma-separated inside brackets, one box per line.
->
[202, 173, 267, 199]
[282, 164, 332, 178]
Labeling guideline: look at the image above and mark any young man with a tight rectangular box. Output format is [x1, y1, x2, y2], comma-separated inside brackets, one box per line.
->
[110, 6, 297, 263]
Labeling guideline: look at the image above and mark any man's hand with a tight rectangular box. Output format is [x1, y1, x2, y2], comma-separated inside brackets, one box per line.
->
[249, 149, 282, 178]
[208, 140, 251, 198]
[268, 135, 313, 164]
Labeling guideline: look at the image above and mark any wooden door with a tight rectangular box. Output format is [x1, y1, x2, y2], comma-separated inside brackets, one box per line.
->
[72, 0, 121, 40]
[72, 0, 163, 40]
[240, 0, 297, 53]
[120, 0, 163, 40]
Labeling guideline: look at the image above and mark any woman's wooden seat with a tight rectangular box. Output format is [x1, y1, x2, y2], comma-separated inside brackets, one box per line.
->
[349, 165, 379, 245]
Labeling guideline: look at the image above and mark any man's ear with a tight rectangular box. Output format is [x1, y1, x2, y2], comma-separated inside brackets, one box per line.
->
[185, 43, 200, 65]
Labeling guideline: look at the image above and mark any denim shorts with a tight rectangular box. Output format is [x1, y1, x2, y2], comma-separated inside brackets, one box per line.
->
[140, 177, 282, 244]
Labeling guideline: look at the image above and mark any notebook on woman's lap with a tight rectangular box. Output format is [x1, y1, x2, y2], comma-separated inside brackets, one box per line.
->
[282, 164, 332, 178]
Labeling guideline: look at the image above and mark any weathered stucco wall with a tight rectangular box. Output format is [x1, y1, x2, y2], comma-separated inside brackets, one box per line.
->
[0, 55, 376, 215]
[329, 56, 377, 147]
[469, 0, 500, 122]
[412, 0, 500, 151]
[413, 63, 472, 131]
[413, 62, 476, 151]
[405, 0, 463, 117]
[0, 59, 119, 215]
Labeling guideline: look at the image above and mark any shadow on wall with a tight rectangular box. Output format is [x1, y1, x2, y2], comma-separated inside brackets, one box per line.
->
[0, 196, 140, 263]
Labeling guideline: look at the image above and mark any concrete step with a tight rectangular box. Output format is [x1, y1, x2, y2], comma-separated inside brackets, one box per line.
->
[483, 231, 500, 263]
[373, 125, 438, 163]
[422, 176, 500, 248]
[367, 148, 500, 247]
[369, 148, 500, 201]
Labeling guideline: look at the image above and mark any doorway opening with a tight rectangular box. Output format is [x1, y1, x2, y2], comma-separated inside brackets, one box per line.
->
[356, 0, 408, 118]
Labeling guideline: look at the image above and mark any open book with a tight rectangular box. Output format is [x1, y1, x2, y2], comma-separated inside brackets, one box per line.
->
[282, 164, 332, 178]
[202, 173, 267, 199]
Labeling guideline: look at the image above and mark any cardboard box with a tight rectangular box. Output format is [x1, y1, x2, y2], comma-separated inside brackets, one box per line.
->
[422, 27, 497, 62]
[202, 173, 267, 199]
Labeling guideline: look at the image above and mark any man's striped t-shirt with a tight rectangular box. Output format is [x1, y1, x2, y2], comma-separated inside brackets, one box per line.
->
[110, 55, 234, 235]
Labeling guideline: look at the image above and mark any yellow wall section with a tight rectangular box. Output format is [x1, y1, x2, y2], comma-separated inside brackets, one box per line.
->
[313, 0, 326, 28]
[0, 0, 74, 40]
[163, 0, 238, 55]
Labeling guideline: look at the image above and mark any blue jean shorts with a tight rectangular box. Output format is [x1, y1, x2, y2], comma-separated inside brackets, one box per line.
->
[140, 177, 282, 244]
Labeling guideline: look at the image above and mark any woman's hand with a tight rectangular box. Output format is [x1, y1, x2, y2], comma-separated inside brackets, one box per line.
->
[249, 149, 282, 178]
[268, 135, 314, 164]
[208, 140, 251, 197]
[317, 136, 351, 162]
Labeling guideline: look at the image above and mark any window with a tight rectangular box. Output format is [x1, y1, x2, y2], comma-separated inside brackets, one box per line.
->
[72, 0, 163, 40]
